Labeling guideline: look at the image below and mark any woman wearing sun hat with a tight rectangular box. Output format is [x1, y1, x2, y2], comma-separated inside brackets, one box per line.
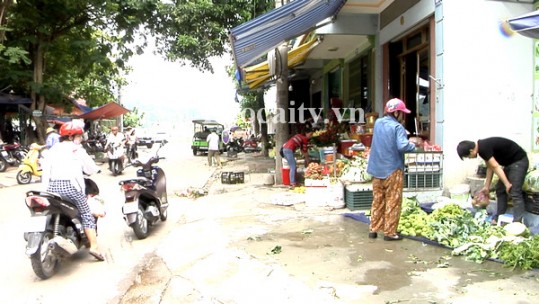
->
[367, 98, 418, 241]
[45, 126, 60, 149]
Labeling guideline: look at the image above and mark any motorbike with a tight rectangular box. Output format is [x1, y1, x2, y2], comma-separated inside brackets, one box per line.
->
[16, 143, 42, 184]
[119, 148, 168, 240]
[243, 137, 261, 153]
[0, 141, 28, 172]
[106, 143, 126, 176]
[226, 137, 244, 157]
[83, 133, 107, 154]
[125, 142, 138, 164]
[23, 178, 103, 279]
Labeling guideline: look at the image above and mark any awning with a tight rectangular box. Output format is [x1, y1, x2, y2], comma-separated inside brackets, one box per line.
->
[229, 0, 346, 68]
[0, 94, 31, 112]
[508, 10, 539, 39]
[243, 36, 319, 89]
[77, 102, 129, 120]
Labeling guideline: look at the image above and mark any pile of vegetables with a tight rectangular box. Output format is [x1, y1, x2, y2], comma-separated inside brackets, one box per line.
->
[339, 156, 372, 183]
[397, 197, 539, 269]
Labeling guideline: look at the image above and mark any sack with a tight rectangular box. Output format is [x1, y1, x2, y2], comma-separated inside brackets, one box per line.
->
[279, 147, 284, 158]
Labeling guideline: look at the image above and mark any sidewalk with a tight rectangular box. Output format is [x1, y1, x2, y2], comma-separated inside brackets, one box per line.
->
[118, 152, 539, 304]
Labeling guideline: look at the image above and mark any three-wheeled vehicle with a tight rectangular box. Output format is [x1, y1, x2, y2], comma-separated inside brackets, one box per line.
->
[191, 119, 225, 156]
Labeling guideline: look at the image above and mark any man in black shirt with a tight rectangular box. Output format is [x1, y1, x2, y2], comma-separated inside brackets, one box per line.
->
[457, 137, 529, 224]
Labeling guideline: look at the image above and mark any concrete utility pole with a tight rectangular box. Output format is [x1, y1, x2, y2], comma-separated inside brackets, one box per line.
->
[274, 0, 290, 185]
[274, 43, 289, 184]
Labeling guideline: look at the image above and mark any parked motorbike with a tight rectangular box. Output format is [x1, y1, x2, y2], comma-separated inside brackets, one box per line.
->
[0, 142, 28, 172]
[226, 137, 244, 157]
[119, 148, 168, 240]
[23, 178, 103, 279]
[106, 143, 126, 176]
[17, 143, 42, 184]
[82, 133, 107, 154]
[243, 137, 261, 153]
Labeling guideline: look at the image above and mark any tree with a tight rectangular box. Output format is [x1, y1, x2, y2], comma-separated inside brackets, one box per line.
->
[123, 106, 144, 128]
[0, 0, 275, 143]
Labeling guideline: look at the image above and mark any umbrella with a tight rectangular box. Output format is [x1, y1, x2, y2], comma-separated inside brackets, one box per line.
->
[507, 10, 539, 39]
[230, 126, 242, 132]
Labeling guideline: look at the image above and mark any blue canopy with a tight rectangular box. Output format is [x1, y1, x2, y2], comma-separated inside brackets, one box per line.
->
[508, 10, 539, 39]
[229, 0, 346, 68]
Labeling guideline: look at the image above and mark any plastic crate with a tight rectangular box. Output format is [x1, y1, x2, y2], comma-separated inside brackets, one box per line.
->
[344, 185, 373, 210]
[404, 172, 441, 189]
[221, 172, 245, 184]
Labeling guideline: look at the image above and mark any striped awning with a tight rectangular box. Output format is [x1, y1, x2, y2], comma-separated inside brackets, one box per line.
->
[229, 0, 346, 68]
[243, 36, 319, 89]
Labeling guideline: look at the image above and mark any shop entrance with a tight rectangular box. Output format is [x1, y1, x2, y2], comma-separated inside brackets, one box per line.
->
[388, 24, 432, 140]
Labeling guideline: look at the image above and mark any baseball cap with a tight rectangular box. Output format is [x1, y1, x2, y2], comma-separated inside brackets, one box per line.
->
[385, 98, 411, 114]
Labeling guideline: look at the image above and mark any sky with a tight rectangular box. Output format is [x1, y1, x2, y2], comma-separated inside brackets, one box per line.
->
[120, 48, 240, 131]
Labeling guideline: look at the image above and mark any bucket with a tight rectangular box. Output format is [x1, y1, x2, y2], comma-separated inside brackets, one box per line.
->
[282, 168, 291, 185]
[450, 184, 470, 202]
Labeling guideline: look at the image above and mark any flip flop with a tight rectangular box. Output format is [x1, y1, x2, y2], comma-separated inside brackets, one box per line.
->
[89, 250, 105, 261]
[383, 235, 403, 241]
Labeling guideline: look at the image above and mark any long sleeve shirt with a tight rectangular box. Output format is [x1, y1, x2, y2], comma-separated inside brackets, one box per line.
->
[41, 141, 100, 193]
[367, 115, 416, 179]
[283, 134, 309, 153]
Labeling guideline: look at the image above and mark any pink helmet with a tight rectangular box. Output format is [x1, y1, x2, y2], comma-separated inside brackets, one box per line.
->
[385, 98, 411, 114]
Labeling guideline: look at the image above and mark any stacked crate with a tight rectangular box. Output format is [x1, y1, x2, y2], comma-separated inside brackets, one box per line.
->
[404, 151, 443, 190]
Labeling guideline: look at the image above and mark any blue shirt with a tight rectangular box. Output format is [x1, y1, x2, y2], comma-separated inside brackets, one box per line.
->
[367, 115, 415, 179]
[45, 132, 60, 149]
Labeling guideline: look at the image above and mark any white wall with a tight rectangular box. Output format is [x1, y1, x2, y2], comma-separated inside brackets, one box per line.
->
[441, 0, 534, 188]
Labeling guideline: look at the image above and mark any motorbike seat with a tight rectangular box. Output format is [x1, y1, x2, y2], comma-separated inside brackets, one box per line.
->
[26, 190, 76, 205]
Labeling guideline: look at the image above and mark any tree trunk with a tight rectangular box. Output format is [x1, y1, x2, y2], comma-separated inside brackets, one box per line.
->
[0, 0, 13, 42]
[31, 41, 46, 145]
[274, 43, 289, 185]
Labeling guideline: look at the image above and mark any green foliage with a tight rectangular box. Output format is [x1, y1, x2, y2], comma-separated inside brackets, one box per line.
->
[123, 107, 144, 128]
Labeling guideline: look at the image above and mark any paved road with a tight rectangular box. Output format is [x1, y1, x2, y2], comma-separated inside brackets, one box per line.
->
[0, 138, 213, 304]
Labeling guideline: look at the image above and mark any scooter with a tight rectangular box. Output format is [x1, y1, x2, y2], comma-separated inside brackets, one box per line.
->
[106, 143, 126, 176]
[16, 143, 42, 184]
[119, 148, 168, 239]
[23, 178, 103, 279]
[0, 141, 28, 172]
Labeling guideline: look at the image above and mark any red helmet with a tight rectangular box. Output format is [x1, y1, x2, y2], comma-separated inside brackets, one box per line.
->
[59, 122, 84, 137]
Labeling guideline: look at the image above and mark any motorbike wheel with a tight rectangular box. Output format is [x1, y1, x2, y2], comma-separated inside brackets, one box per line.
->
[30, 231, 59, 279]
[16, 171, 32, 184]
[112, 160, 120, 176]
[0, 158, 7, 172]
[131, 206, 149, 239]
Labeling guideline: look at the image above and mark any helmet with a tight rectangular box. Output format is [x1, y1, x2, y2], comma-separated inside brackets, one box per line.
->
[59, 122, 84, 137]
[46, 127, 55, 134]
[385, 98, 411, 114]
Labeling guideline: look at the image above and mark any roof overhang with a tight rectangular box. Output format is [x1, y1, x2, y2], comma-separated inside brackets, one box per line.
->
[229, 0, 346, 68]
[77, 102, 129, 120]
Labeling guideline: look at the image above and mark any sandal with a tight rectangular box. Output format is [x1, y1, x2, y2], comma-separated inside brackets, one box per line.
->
[383, 234, 403, 241]
[89, 250, 105, 262]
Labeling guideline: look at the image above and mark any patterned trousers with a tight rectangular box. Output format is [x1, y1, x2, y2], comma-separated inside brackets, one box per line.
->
[48, 180, 96, 230]
[369, 169, 404, 236]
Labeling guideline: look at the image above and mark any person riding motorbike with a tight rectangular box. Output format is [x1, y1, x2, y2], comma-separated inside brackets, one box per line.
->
[40, 121, 104, 261]
[105, 126, 125, 171]
[124, 127, 137, 163]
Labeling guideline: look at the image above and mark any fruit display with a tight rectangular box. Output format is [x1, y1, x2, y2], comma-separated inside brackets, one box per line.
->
[304, 160, 347, 180]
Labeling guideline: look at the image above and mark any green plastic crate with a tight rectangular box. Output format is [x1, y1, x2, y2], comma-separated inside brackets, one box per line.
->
[345, 187, 373, 210]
